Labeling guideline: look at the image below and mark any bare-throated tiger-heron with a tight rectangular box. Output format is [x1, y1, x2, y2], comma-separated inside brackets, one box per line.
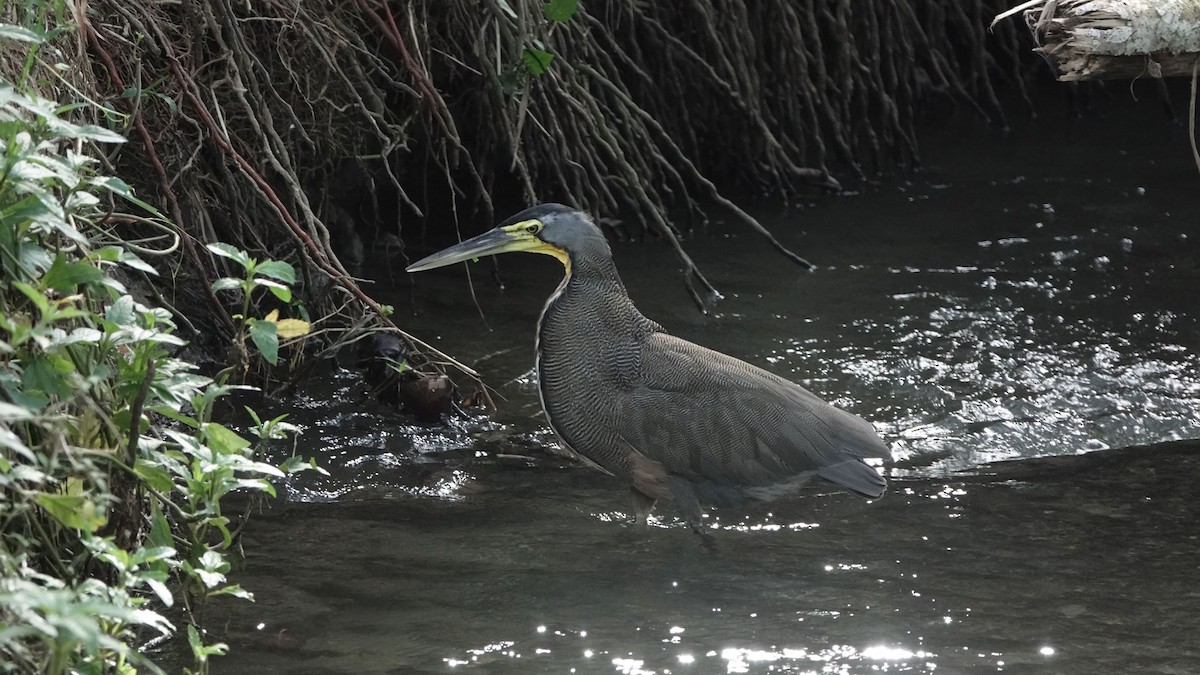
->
[407, 204, 889, 531]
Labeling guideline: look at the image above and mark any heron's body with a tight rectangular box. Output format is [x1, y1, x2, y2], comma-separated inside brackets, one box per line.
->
[408, 204, 889, 530]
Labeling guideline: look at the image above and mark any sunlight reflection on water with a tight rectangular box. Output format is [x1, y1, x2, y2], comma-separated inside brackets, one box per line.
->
[205, 95, 1200, 675]
[770, 257, 1200, 474]
[444, 639, 937, 674]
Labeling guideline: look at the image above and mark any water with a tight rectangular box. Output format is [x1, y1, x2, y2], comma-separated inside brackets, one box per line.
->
[196, 444, 1200, 674]
[193, 88, 1200, 673]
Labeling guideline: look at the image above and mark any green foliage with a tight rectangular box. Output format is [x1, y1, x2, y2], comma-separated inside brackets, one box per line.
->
[495, 1, 578, 83]
[0, 25, 320, 675]
[185, 624, 227, 673]
[543, 0, 578, 22]
[521, 45, 555, 76]
[208, 242, 310, 369]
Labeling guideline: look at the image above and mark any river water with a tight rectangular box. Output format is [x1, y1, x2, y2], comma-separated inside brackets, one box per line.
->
[194, 88, 1199, 673]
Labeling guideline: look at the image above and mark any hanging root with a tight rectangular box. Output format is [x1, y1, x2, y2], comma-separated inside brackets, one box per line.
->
[69, 0, 1027, 373]
[80, 0, 472, 385]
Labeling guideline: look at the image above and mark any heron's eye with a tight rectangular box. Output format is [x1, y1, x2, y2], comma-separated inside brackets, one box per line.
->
[526, 222, 542, 235]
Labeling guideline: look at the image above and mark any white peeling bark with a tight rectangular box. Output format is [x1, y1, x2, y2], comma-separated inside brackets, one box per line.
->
[995, 0, 1200, 80]
[1061, 0, 1200, 56]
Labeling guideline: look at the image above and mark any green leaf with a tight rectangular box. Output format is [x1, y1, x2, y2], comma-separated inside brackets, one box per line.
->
[18, 240, 55, 276]
[5, 388, 47, 413]
[522, 48, 555, 76]
[22, 355, 73, 398]
[278, 456, 307, 473]
[231, 477, 275, 496]
[118, 249, 159, 275]
[45, 327, 102, 348]
[35, 493, 108, 532]
[210, 584, 254, 601]
[187, 624, 228, 662]
[204, 422, 251, 454]
[280, 456, 328, 476]
[198, 549, 230, 572]
[498, 68, 521, 96]
[145, 577, 174, 607]
[253, 278, 292, 302]
[148, 404, 200, 429]
[212, 517, 235, 548]
[544, 0, 578, 21]
[0, 23, 45, 44]
[205, 242, 251, 269]
[69, 124, 126, 144]
[91, 175, 135, 198]
[93, 245, 123, 262]
[188, 549, 231, 588]
[0, 426, 34, 462]
[212, 277, 242, 292]
[91, 176, 164, 216]
[228, 456, 285, 479]
[42, 256, 106, 292]
[255, 260, 295, 284]
[1, 194, 54, 232]
[244, 406, 264, 427]
[148, 500, 173, 550]
[186, 623, 202, 655]
[131, 545, 177, 567]
[95, 542, 132, 572]
[43, 306, 88, 323]
[105, 295, 137, 326]
[134, 459, 175, 493]
[12, 281, 49, 315]
[248, 319, 279, 365]
[156, 93, 179, 114]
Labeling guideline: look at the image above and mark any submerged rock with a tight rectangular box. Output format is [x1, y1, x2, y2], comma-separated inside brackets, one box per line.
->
[357, 332, 454, 423]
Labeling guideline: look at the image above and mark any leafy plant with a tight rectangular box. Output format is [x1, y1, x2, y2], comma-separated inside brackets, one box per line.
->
[1, 21, 320, 675]
[208, 242, 311, 371]
[543, 0, 579, 22]
[521, 43, 556, 76]
[494, 0, 579, 83]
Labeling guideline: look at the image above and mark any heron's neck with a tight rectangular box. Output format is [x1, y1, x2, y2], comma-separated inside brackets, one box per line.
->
[563, 238, 625, 288]
[540, 237, 655, 338]
[548, 261, 655, 341]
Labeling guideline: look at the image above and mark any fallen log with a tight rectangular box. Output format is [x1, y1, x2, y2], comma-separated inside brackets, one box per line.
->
[995, 0, 1200, 81]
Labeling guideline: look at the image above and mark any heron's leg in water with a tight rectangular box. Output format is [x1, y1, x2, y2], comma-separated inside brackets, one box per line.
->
[627, 447, 667, 527]
[666, 476, 709, 536]
[630, 487, 656, 527]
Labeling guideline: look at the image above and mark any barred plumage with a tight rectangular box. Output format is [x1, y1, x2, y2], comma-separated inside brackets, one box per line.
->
[409, 204, 890, 532]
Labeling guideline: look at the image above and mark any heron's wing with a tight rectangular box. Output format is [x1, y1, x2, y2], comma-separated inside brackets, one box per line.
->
[615, 333, 888, 498]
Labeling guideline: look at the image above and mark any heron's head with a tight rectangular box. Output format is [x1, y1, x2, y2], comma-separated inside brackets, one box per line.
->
[406, 203, 606, 274]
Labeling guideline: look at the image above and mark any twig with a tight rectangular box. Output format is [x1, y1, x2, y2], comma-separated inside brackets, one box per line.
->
[991, 0, 1047, 30]
[1191, 58, 1200, 176]
[125, 360, 155, 463]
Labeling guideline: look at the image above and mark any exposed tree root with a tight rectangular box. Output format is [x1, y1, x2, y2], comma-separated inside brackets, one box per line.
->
[58, 0, 1028, 382]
